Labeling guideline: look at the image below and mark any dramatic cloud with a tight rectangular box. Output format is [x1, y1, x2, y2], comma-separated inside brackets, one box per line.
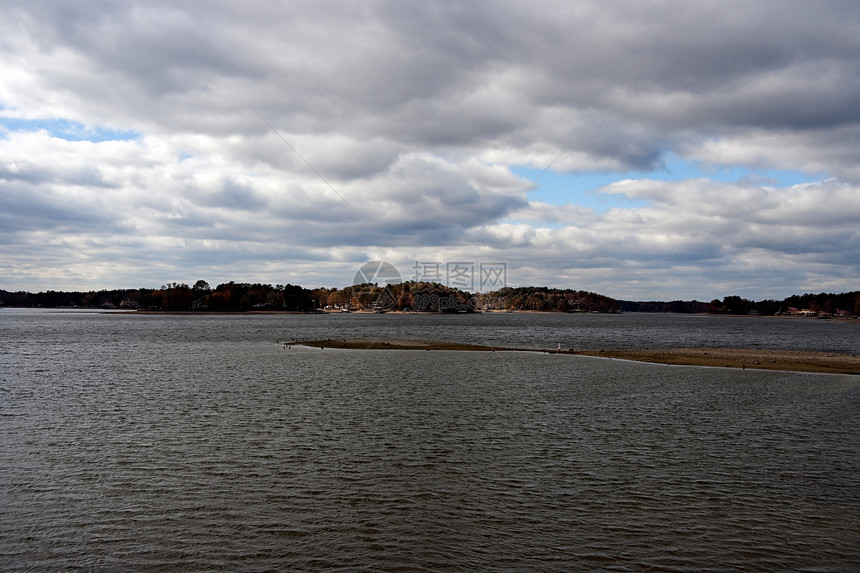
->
[1, 0, 858, 299]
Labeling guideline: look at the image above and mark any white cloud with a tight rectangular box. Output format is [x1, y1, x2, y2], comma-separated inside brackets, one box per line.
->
[682, 130, 860, 183]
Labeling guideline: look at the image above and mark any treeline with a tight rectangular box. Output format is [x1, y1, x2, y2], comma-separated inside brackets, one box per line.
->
[0, 281, 474, 312]
[705, 292, 860, 316]
[317, 284, 622, 312]
[484, 286, 621, 312]
[0, 281, 315, 311]
[622, 292, 860, 315]
[621, 300, 711, 313]
[316, 282, 474, 312]
[0, 282, 621, 313]
[2, 283, 857, 315]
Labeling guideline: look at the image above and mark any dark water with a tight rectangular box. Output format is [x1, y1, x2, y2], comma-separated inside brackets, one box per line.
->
[1, 310, 859, 571]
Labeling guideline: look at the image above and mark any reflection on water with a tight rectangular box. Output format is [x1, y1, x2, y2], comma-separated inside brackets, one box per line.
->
[1, 310, 858, 571]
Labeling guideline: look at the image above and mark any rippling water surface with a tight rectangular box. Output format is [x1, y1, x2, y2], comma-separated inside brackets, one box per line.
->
[1, 310, 858, 571]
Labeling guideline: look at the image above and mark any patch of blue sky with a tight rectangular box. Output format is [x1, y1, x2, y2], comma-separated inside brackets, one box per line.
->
[0, 115, 139, 142]
[510, 152, 825, 213]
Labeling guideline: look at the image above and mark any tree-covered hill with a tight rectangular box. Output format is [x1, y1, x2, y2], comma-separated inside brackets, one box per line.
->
[1, 284, 857, 316]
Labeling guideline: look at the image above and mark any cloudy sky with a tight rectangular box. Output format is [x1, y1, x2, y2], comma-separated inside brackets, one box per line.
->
[1, 1, 858, 300]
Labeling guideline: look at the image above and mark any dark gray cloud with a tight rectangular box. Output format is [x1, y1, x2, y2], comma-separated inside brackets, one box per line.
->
[8, 1, 858, 172]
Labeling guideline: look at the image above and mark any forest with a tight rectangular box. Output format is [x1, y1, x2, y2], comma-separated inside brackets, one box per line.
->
[1, 282, 857, 316]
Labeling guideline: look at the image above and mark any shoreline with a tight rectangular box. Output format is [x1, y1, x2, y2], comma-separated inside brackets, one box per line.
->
[289, 338, 518, 352]
[290, 338, 860, 375]
[3, 307, 858, 323]
[129, 309, 326, 315]
[573, 348, 860, 375]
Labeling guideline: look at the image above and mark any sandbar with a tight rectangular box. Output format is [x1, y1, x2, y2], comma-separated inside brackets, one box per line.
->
[291, 338, 514, 352]
[290, 338, 860, 375]
[575, 348, 860, 374]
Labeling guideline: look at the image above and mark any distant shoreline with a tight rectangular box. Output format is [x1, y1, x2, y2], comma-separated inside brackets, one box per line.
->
[289, 338, 860, 375]
[130, 309, 325, 315]
[2, 307, 858, 322]
[127, 309, 857, 321]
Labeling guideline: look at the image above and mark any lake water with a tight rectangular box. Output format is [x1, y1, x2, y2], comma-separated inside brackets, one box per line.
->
[1, 310, 859, 571]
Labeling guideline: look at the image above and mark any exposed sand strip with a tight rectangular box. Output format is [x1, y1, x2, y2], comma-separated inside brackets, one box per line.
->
[288, 338, 860, 375]
[290, 338, 514, 352]
[574, 348, 860, 374]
